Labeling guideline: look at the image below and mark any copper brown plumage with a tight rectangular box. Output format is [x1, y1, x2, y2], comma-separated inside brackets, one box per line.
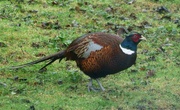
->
[11, 31, 146, 91]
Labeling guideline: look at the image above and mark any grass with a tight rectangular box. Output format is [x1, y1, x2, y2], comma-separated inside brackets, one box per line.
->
[0, 0, 180, 110]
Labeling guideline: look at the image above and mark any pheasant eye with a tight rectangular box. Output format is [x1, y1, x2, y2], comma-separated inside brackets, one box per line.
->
[132, 34, 140, 42]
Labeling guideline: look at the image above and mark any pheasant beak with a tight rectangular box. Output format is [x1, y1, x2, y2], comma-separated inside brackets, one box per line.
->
[140, 35, 147, 41]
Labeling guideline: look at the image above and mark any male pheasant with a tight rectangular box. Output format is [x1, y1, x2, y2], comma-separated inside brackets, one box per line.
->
[11, 31, 146, 91]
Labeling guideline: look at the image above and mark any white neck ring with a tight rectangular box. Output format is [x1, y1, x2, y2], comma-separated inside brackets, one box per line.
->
[119, 45, 135, 55]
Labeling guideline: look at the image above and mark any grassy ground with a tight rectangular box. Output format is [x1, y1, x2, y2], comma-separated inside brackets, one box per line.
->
[0, 0, 180, 110]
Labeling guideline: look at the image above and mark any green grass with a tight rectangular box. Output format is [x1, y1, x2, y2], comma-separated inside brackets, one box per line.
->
[0, 0, 180, 110]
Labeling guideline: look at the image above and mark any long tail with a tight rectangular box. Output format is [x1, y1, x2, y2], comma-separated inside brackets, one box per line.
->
[10, 50, 65, 71]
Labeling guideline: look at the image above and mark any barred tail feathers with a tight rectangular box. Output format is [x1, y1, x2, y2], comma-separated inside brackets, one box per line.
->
[10, 50, 65, 70]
